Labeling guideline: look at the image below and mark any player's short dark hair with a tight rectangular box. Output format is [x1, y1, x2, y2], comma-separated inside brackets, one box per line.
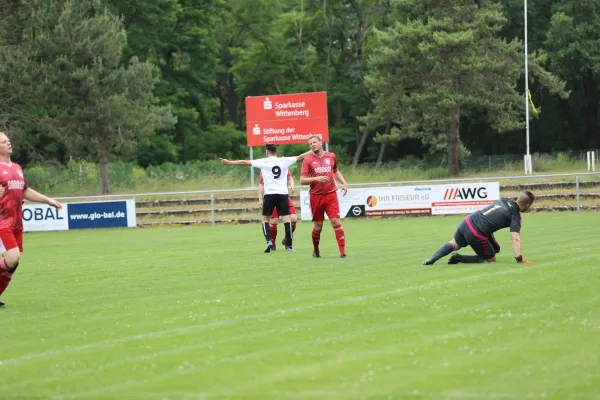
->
[265, 144, 278, 155]
[308, 135, 321, 142]
[517, 191, 535, 206]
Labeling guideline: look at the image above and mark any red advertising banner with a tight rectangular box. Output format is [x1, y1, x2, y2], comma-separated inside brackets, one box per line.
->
[245, 91, 329, 146]
[246, 118, 329, 146]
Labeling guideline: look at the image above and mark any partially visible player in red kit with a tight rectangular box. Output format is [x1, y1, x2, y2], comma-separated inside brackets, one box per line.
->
[0, 132, 62, 308]
[300, 135, 349, 258]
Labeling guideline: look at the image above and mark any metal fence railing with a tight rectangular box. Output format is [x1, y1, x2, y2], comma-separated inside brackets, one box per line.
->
[38, 171, 600, 227]
[359, 150, 600, 171]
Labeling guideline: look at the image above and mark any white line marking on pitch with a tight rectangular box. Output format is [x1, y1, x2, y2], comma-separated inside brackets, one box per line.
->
[2, 268, 523, 367]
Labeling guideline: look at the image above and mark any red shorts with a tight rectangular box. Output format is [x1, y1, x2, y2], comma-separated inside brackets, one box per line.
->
[272, 196, 296, 218]
[0, 229, 23, 253]
[309, 192, 340, 222]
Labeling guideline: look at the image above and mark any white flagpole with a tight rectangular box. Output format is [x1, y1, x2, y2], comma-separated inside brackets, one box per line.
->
[524, 0, 532, 174]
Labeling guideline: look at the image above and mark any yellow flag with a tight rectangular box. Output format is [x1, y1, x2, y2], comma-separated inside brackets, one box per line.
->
[528, 90, 538, 115]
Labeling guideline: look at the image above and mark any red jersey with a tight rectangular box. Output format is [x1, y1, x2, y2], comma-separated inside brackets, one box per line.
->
[0, 162, 28, 231]
[301, 151, 338, 195]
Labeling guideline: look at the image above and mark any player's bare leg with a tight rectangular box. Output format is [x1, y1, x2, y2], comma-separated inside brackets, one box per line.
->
[312, 221, 323, 258]
[0, 248, 21, 304]
[423, 239, 461, 265]
[329, 217, 346, 258]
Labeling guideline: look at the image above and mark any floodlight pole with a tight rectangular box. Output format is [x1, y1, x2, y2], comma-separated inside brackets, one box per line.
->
[524, 0, 532, 174]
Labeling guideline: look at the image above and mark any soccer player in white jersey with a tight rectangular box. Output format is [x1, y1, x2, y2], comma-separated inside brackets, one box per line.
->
[220, 144, 311, 253]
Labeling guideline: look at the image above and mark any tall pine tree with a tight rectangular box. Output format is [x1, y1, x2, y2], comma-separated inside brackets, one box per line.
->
[11, 0, 176, 193]
[364, 0, 566, 175]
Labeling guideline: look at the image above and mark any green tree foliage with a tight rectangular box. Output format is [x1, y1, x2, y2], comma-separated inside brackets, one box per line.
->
[3, 0, 176, 193]
[0, 0, 67, 163]
[545, 0, 600, 149]
[3, 0, 600, 180]
[223, 0, 389, 163]
[363, 0, 567, 176]
[103, 0, 246, 164]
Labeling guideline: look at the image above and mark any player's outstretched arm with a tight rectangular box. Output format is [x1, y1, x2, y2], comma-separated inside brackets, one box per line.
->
[511, 232, 532, 263]
[334, 170, 349, 196]
[295, 151, 312, 162]
[23, 188, 62, 210]
[219, 158, 252, 166]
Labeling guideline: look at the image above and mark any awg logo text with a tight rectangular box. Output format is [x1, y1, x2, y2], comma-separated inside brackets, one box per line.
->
[443, 187, 488, 200]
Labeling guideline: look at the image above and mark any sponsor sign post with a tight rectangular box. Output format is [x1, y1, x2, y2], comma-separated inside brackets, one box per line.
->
[245, 91, 329, 185]
[245, 92, 329, 146]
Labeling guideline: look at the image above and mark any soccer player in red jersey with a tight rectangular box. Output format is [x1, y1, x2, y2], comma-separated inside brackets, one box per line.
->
[258, 170, 297, 250]
[0, 132, 62, 308]
[300, 135, 349, 258]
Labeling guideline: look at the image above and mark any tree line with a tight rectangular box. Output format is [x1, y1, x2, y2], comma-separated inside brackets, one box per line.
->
[1, 0, 597, 191]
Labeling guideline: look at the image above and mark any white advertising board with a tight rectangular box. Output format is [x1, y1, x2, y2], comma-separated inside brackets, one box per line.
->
[363, 186, 432, 216]
[300, 189, 365, 221]
[22, 199, 137, 232]
[430, 183, 500, 215]
[22, 204, 69, 231]
[299, 183, 500, 220]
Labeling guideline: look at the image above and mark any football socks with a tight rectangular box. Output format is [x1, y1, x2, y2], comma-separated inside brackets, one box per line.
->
[0, 272, 12, 297]
[333, 224, 346, 256]
[312, 229, 321, 253]
[428, 242, 454, 264]
[270, 224, 278, 244]
[283, 221, 297, 243]
[262, 222, 271, 242]
[459, 255, 485, 263]
[284, 222, 293, 248]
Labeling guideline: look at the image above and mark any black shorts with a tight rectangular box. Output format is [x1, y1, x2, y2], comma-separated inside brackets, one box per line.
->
[453, 217, 496, 260]
[262, 194, 290, 217]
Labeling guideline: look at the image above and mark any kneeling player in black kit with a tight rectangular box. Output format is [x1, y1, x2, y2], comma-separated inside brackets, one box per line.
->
[423, 191, 535, 265]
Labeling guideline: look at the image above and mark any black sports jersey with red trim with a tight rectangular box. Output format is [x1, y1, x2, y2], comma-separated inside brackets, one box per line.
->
[468, 199, 522, 236]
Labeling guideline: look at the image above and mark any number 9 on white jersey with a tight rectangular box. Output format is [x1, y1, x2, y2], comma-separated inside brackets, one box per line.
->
[251, 156, 297, 195]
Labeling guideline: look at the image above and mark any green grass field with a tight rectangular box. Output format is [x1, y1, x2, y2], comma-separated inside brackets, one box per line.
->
[1, 214, 599, 400]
